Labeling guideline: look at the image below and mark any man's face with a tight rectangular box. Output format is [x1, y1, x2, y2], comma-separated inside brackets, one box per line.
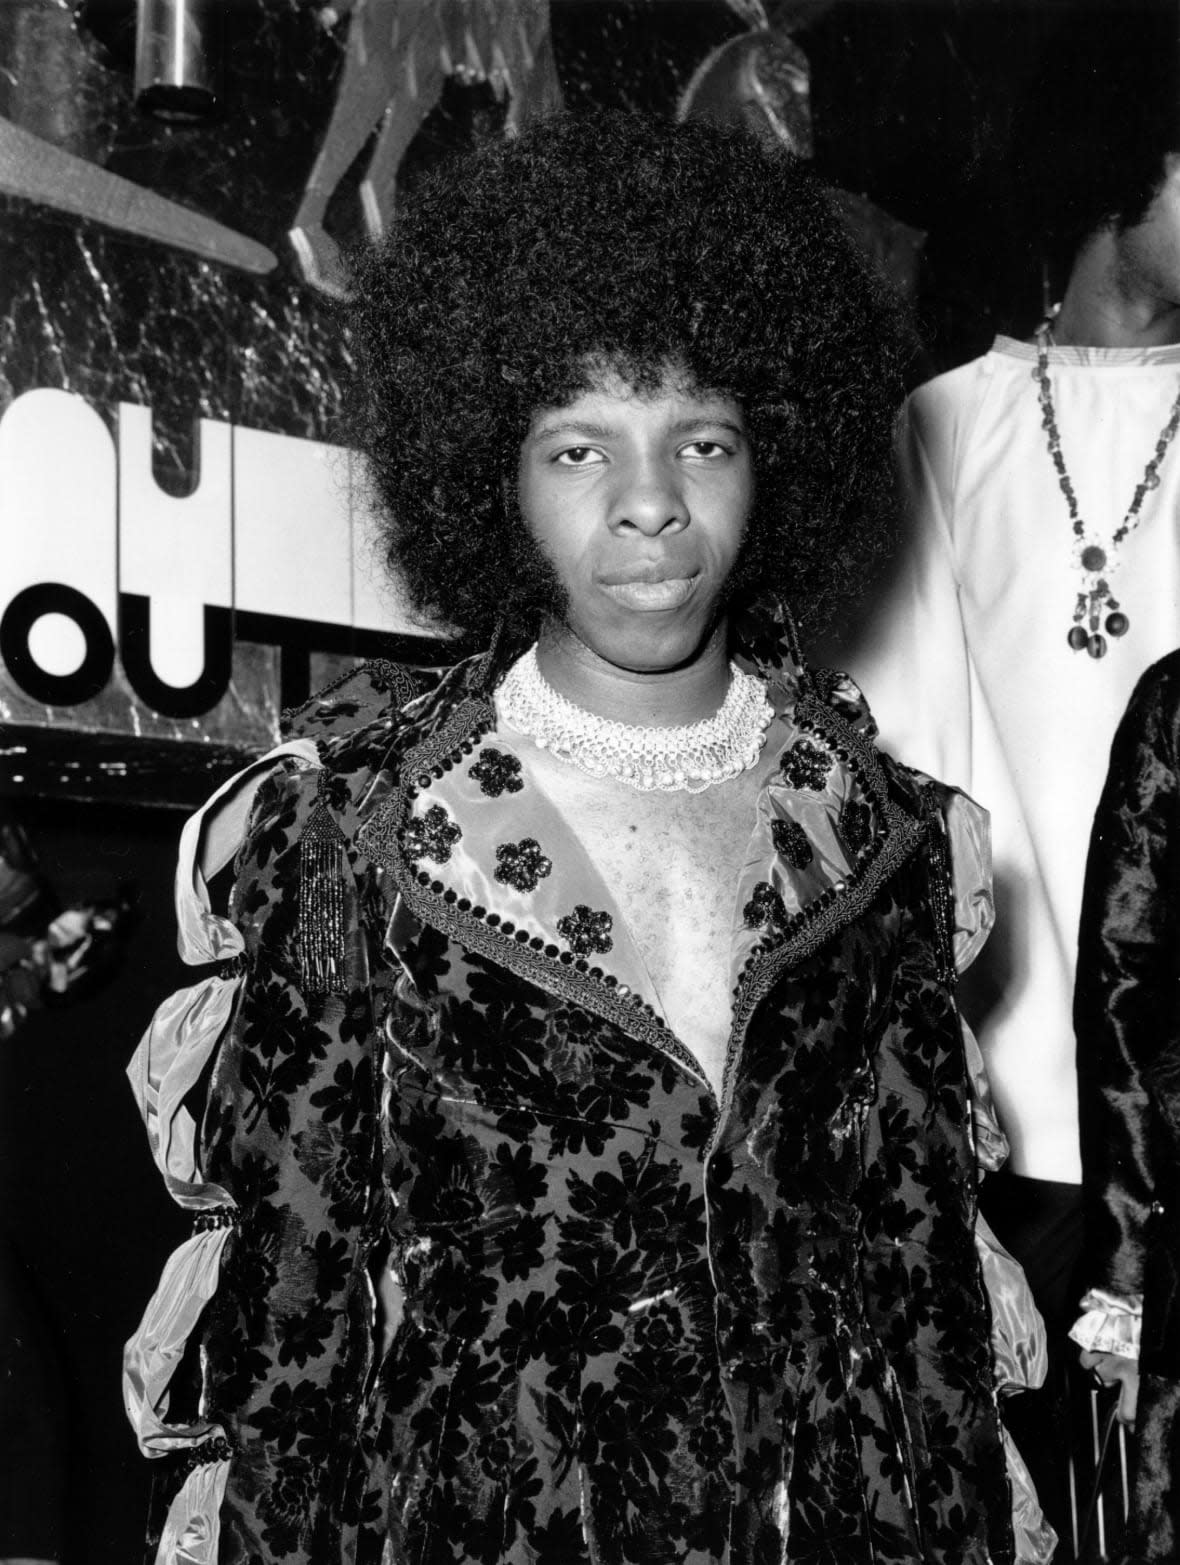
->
[1117, 152, 1180, 307]
[516, 368, 754, 675]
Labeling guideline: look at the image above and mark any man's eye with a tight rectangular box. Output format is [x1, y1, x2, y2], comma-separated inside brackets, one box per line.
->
[554, 447, 603, 466]
[682, 440, 727, 459]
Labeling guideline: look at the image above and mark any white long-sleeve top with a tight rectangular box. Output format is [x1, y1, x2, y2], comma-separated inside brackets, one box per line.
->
[829, 335, 1180, 1181]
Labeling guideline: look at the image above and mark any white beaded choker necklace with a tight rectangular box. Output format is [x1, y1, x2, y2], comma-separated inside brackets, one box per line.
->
[497, 645, 774, 794]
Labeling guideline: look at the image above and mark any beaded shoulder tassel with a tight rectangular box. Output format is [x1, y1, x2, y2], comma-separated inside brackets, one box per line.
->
[298, 770, 352, 996]
[918, 786, 957, 991]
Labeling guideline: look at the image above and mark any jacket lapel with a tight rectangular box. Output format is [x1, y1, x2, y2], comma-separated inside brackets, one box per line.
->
[357, 662, 710, 1089]
[727, 671, 925, 1045]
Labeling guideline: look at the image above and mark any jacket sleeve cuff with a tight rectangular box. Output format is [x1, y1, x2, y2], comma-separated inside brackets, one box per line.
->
[1069, 1289, 1143, 1358]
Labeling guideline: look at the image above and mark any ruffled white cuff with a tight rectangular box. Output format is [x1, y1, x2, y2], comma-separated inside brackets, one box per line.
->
[1068, 1288, 1142, 1359]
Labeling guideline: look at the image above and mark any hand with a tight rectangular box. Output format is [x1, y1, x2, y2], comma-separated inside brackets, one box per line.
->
[1079, 1349, 1139, 1426]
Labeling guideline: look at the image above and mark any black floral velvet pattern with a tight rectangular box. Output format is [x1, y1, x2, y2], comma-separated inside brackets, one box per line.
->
[556, 904, 614, 957]
[771, 816, 813, 868]
[1076, 649, 1180, 1562]
[494, 838, 553, 892]
[148, 641, 1013, 1565]
[779, 737, 832, 791]
[839, 797, 873, 856]
[404, 803, 462, 865]
[470, 748, 525, 797]
[742, 881, 789, 936]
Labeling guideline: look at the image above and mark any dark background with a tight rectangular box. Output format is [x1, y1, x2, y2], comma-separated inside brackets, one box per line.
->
[0, 2, 1160, 1559]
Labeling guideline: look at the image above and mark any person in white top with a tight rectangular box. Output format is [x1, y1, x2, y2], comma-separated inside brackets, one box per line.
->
[825, 13, 1180, 1545]
[841, 241, 1180, 1188]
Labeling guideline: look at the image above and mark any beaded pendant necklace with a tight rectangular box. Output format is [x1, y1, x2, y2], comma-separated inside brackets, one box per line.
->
[1034, 304, 1180, 659]
[497, 645, 774, 793]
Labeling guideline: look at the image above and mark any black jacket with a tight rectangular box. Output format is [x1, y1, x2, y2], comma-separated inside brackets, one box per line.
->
[1077, 648, 1180, 1562]
[127, 615, 1014, 1563]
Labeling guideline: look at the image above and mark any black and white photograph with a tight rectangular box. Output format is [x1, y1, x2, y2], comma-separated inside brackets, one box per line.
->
[1, 3, 1177, 1562]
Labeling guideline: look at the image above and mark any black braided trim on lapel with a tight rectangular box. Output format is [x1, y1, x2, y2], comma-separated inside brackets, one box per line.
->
[723, 681, 926, 1071]
[357, 691, 711, 1093]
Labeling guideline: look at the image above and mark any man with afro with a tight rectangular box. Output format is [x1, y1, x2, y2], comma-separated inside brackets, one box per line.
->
[127, 111, 1032, 1565]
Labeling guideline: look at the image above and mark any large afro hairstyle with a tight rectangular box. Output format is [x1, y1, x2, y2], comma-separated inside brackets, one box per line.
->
[1009, 1, 1180, 286]
[347, 109, 910, 648]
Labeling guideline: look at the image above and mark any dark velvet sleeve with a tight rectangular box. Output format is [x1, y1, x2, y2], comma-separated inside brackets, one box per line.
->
[1075, 653, 1180, 1308]
[198, 761, 384, 1561]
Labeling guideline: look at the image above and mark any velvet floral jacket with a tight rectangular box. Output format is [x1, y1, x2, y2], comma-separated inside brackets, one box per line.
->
[125, 619, 1016, 1565]
[1075, 648, 1180, 1563]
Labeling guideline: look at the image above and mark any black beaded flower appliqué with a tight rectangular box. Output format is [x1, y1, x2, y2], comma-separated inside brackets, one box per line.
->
[771, 817, 813, 869]
[779, 739, 833, 792]
[402, 804, 462, 866]
[743, 881, 789, 936]
[557, 904, 613, 955]
[494, 838, 553, 893]
[470, 748, 524, 798]
[839, 798, 873, 856]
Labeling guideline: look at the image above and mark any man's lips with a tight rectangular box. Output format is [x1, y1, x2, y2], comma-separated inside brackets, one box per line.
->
[596, 563, 701, 611]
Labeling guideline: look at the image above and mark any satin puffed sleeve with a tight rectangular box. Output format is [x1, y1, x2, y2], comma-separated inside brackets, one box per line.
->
[124, 739, 385, 1564]
[1074, 653, 1180, 1376]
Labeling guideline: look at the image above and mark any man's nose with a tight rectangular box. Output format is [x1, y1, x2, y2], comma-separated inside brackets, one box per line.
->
[608, 454, 689, 536]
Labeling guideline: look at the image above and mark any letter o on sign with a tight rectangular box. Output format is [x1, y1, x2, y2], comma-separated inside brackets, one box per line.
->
[0, 583, 115, 705]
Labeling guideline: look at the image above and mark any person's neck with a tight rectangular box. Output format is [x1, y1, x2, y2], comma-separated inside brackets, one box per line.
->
[1052, 229, 1180, 349]
[533, 622, 732, 726]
